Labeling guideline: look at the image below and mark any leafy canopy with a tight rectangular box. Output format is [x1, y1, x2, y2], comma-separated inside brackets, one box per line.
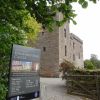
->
[84, 60, 95, 70]
[0, 1, 41, 99]
[90, 54, 100, 69]
[84, 54, 100, 70]
[25, 0, 96, 29]
[0, 0, 97, 31]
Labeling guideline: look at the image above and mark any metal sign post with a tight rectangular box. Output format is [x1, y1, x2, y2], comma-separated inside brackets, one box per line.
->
[17, 96, 19, 100]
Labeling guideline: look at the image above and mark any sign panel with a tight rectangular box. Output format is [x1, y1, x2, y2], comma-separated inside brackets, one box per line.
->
[8, 44, 41, 100]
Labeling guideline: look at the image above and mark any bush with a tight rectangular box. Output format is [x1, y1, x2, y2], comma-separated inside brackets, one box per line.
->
[59, 60, 75, 79]
[84, 60, 95, 70]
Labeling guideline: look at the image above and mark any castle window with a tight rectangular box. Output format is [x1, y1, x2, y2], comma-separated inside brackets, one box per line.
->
[65, 45, 67, 56]
[43, 47, 46, 52]
[70, 41, 71, 45]
[42, 31, 44, 36]
[73, 42, 75, 49]
[70, 54, 71, 58]
[64, 28, 66, 38]
[79, 53, 80, 59]
[73, 54, 75, 61]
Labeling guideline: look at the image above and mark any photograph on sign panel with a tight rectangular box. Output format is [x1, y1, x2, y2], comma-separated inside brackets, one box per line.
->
[11, 60, 39, 72]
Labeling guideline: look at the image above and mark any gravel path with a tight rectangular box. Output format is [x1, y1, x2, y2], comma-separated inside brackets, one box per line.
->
[39, 78, 87, 100]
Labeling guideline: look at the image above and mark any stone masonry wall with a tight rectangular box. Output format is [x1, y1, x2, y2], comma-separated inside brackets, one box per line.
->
[35, 26, 60, 77]
[35, 13, 84, 77]
[70, 33, 84, 68]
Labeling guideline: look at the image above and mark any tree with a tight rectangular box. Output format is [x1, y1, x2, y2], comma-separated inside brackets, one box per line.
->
[25, 0, 97, 29]
[0, 1, 41, 99]
[0, 17, 41, 100]
[84, 54, 100, 70]
[84, 60, 95, 70]
[0, 0, 97, 31]
[59, 60, 75, 79]
[90, 54, 100, 69]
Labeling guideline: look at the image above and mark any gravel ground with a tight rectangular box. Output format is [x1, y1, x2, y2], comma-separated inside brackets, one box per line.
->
[32, 78, 90, 100]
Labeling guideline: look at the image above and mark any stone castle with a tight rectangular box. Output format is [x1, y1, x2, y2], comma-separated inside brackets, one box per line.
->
[35, 12, 84, 77]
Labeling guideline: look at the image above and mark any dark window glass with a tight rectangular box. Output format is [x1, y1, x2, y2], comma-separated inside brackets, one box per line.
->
[70, 41, 71, 45]
[64, 28, 66, 37]
[65, 45, 67, 56]
[43, 47, 46, 52]
[73, 42, 74, 48]
[73, 54, 75, 61]
[79, 53, 80, 59]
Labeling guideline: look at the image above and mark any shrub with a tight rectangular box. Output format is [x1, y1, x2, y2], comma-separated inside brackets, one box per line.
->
[84, 60, 95, 70]
[59, 60, 75, 79]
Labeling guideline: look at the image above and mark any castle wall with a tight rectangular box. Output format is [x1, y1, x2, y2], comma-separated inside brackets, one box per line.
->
[70, 33, 84, 68]
[59, 22, 71, 64]
[35, 26, 60, 77]
[34, 13, 84, 77]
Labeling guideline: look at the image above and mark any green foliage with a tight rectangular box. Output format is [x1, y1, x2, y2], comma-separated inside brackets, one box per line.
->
[0, 23, 40, 100]
[90, 54, 100, 69]
[0, 74, 8, 100]
[0, 24, 26, 100]
[0, 1, 40, 99]
[0, 0, 97, 31]
[84, 54, 100, 70]
[78, 0, 88, 8]
[24, 0, 97, 31]
[59, 60, 75, 79]
[84, 60, 95, 69]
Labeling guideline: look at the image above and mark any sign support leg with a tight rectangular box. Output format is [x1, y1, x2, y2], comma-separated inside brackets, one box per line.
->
[17, 96, 19, 100]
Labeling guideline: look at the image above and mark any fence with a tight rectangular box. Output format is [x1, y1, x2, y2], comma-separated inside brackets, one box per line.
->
[66, 74, 100, 100]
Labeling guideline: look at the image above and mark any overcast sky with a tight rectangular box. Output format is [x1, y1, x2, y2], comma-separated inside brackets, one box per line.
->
[70, 1, 100, 60]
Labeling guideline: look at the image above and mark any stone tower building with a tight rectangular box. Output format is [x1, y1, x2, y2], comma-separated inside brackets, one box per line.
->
[35, 12, 84, 77]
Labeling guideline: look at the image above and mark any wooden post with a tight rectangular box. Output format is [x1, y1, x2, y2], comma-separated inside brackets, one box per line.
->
[96, 75, 100, 100]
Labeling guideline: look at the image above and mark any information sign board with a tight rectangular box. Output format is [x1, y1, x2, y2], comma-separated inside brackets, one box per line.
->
[8, 44, 41, 100]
